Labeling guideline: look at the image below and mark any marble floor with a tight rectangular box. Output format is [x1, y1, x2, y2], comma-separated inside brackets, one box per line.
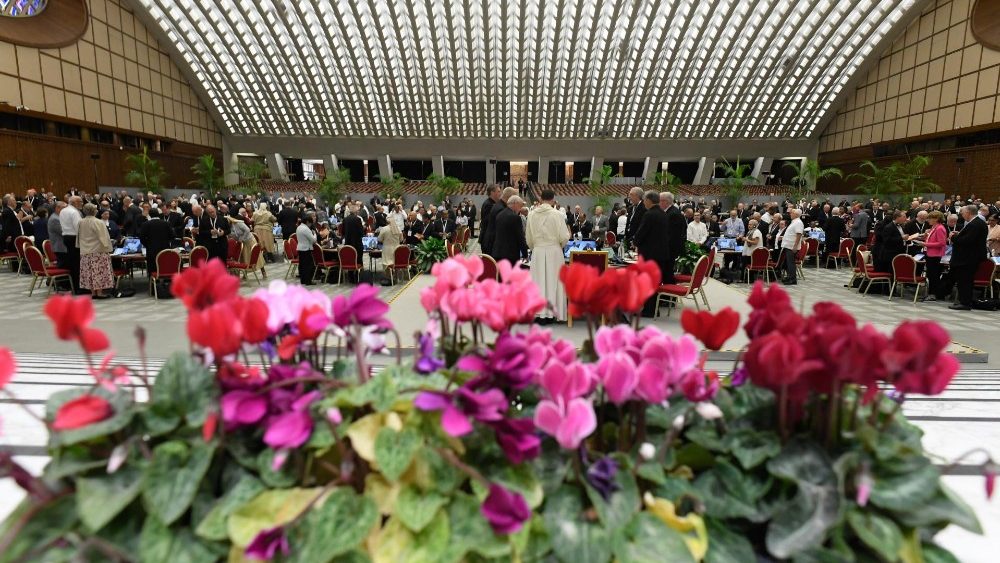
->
[0, 249, 997, 560]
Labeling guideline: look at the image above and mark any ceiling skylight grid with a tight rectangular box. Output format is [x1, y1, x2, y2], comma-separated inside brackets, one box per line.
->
[136, 0, 921, 139]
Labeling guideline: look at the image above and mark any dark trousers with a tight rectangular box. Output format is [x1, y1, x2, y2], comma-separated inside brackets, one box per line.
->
[664, 253, 677, 284]
[298, 248, 315, 285]
[63, 236, 80, 291]
[469, 220, 476, 238]
[783, 248, 796, 281]
[925, 256, 942, 298]
[953, 263, 976, 306]
[852, 237, 867, 251]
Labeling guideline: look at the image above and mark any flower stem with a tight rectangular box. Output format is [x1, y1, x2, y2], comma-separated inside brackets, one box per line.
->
[825, 384, 840, 449]
[779, 384, 789, 443]
[436, 447, 489, 486]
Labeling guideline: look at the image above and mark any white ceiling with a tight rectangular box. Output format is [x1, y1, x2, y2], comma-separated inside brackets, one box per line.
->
[135, 0, 919, 140]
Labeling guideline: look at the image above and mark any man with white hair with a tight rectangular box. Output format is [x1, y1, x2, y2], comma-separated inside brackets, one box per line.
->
[624, 186, 646, 249]
[780, 208, 805, 285]
[491, 195, 528, 266]
[483, 187, 518, 258]
[822, 207, 846, 264]
[660, 191, 686, 284]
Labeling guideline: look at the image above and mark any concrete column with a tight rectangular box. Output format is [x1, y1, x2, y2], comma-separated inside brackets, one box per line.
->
[693, 157, 715, 185]
[322, 154, 339, 174]
[537, 157, 550, 184]
[432, 155, 445, 177]
[377, 154, 393, 181]
[590, 157, 605, 183]
[486, 159, 496, 185]
[751, 157, 773, 183]
[222, 139, 240, 186]
[266, 153, 288, 182]
[641, 157, 658, 183]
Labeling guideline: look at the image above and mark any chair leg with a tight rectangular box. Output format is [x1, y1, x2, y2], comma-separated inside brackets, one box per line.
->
[887, 282, 895, 301]
[28, 274, 37, 296]
[153, 278, 158, 300]
[701, 290, 710, 310]
[654, 295, 660, 319]
[253, 270, 261, 286]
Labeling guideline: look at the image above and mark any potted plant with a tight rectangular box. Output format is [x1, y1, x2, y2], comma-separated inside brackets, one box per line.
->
[316, 168, 351, 205]
[237, 159, 268, 195]
[413, 237, 448, 272]
[426, 174, 462, 205]
[381, 172, 407, 201]
[716, 157, 752, 209]
[124, 146, 166, 194]
[189, 154, 224, 200]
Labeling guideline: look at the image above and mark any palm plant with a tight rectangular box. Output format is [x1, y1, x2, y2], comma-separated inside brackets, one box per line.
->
[783, 158, 843, 193]
[895, 155, 940, 198]
[649, 170, 683, 187]
[188, 154, 224, 199]
[427, 174, 462, 204]
[317, 168, 351, 205]
[381, 172, 407, 200]
[849, 160, 901, 199]
[587, 164, 616, 213]
[237, 160, 268, 195]
[124, 146, 166, 194]
[717, 157, 752, 207]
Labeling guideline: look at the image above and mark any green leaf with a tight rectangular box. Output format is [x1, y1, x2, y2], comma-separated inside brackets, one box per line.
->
[374, 426, 422, 481]
[712, 459, 773, 503]
[405, 512, 452, 563]
[228, 487, 322, 548]
[43, 446, 107, 480]
[411, 448, 464, 494]
[77, 466, 143, 532]
[870, 464, 939, 511]
[894, 483, 982, 534]
[257, 448, 297, 488]
[195, 474, 266, 541]
[331, 368, 399, 411]
[531, 441, 570, 496]
[765, 440, 840, 559]
[443, 493, 510, 560]
[138, 516, 217, 563]
[684, 424, 729, 452]
[704, 517, 755, 563]
[45, 388, 134, 447]
[636, 462, 667, 485]
[846, 509, 903, 561]
[511, 514, 552, 562]
[725, 429, 781, 469]
[395, 485, 448, 533]
[142, 440, 216, 526]
[288, 488, 378, 562]
[0, 496, 78, 563]
[544, 486, 613, 563]
[151, 352, 218, 428]
[612, 512, 695, 563]
[694, 470, 762, 521]
[584, 469, 641, 532]
[139, 403, 181, 436]
[921, 542, 962, 563]
[487, 463, 544, 509]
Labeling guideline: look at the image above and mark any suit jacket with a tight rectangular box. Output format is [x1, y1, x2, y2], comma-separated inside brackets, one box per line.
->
[1, 207, 22, 248]
[849, 211, 870, 238]
[491, 207, 527, 266]
[634, 206, 670, 283]
[824, 216, 845, 249]
[403, 220, 423, 245]
[483, 200, 507, 255]
[342, 214, 365, 259]
[951, 216, 988, 267]
[665, 206, 687, 256]
[874, 222, 905, 272]
[139, 218, 175, 272]
[591, 214, 609, 239]
[625, 204, 646, 243]
[480, 199, 496, 237]
[277, 207, 300, 239]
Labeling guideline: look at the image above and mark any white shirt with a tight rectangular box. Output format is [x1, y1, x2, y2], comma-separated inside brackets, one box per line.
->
[60, 205, 82, 236]
[296, 224, 317, 252]
[686, 221, 708, 244]
[743, 228, 763, 256]
[761, 212, 772, 225]
[782, 218, 805, 250]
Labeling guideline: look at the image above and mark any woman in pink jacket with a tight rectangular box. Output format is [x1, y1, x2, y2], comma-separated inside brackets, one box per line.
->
[916, 210, 948, 301]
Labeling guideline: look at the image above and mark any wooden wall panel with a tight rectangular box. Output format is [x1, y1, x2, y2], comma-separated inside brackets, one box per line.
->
[0, 130, 220, 197]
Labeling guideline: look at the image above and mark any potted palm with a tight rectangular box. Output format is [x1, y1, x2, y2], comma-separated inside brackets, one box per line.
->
[124, 146, 166, 194]
[188, 154, 224, 199]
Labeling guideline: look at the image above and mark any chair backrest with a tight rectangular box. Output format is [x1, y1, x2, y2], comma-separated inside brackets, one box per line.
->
[42, 239, 57, 263]
[14, 236, 30, 259]
[183, 237, 196, 248]
[795, 244, 808, 262]
[749, 247, 769, 269]
[891, 254, 916, 280]
[393, 245, 411, 266]
[853, 244, 868, 270]
[463, 229, 471, 245]
[569, 250, 609, 273]
[606, 232, 616, 246]
[284, 238, 298, 260]
[227, 238, 242, 261]
[311, 244, 324, 263]
[156, 249, 182, 275]
[705, 246, 717, 275]
[974, 259, 997, 282]
[689, 255, 711, 291]
[248, 244, 263, 268]
[866, 231, 876, 246]
[338, 245, 358, 265]
[189, 246, 209, 267]
[24, 245, 47, 274]
[478, 254, 499, 281]
[446, 241, 456, 257]
[805, 238, 819, 254]
[839, 238, 854, 255]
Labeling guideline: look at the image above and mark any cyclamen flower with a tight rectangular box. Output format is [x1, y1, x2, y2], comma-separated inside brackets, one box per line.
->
[252, 280, 333, 334]
[415, 333, 445, 374]
[539, 361, 594, 403]
[520, 326, 577, 368]
[457, 333, 546, 390]
[43, 295, 111, 353]
[52, 395, 113, 430]
[681, 308, 740, 351]
[586, 456, 620, 501]
[245, 527, 289, 561]
[490, 417, 541, 464]
[480, 484, 530, 535]
[332, 284, 391, 329]
[884, 321, 959, 396]
[263, 392, 320, 450]
[221, 390, 268, 427]
[171, 259, 241, 310]
[414, 386, 508, 437]
[0, 347, 13, 390]
[534, 397, 596, 450]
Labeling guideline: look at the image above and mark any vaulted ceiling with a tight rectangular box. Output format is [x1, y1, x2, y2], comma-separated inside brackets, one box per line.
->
[133, 0, 921, 140]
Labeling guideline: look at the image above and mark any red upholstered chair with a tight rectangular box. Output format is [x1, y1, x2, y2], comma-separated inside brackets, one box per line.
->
[794, 244, 808, 279]
[337, 245, 361, 284]
[825, 238, 855, 269]
[655, 255, 711, 317]
[312, 244, 339, 284]
[866, 231, 876, 247]
[149, 250, 182, 299]
[973, 259, 998, 299]
[389, 246, 412, 284]
[847, 244, 868, 288]
[745, 247, 775, 284]
[569, 250, 609, 273]
[24, 245, 72, 297]
[805, 237, 820, 269]
[858, 251, 891, 296]
[189, 245, 210, 267]
[889, 254, 926, 304]
[226, 239, 242, 268]
[677, 247, 716, 283]
[42, 239, 57, 265]
[605, 232, 617, 248]
[14, 235, 31, 276]
[284, 239, 300, 279]
[478, 254, 499, 282]
[230, 244, 265, 285]
[182, 237, 196, 249]
[462, 228, 471, 247]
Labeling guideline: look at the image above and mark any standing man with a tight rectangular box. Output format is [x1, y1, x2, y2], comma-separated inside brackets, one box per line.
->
[661, 192, 686, 284]
[48, 202, 67, 268]
[467, 198, 478, 238]
[483, 187, 517, 258]
[823, 207, 846, 264]
[948, 205, 989, 310]
[342, 204, 365, 271]
[624, 187, 646, 250]
[138, 208, 175, 274]
[61, 196, 84, 291]
[849, 204, 870, 249]
[491, 196, 529, 266]
[296, 214, 317, 285]
[781, 208, 805, 285]
[634, 191, 670, 316]
[526, 189, 570, 324]
[1, 195, 21, 253]
[277, 201, 300, 241]
[591, 206, 609, 244]
[479, 186, 500, 250]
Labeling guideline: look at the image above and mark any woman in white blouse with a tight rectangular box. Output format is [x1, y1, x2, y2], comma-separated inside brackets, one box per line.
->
[742, 219, 763, 269]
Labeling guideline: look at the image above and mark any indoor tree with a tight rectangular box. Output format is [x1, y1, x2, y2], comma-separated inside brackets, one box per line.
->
[895, 155, 941, 198]
[317, 167, 351, 205]
[426, 173, 462, 204]
[783, 158, 843, 193]
[587, 164, 616, 213]
[649, 170, 683, 187]
[717, 157, 752, 207]
[237, 159, 268, 195]
[124, 146, 167, 194]
[381, 172, 407, 200]
[850, 160, 902, 200]
[188, 154, 224, 199]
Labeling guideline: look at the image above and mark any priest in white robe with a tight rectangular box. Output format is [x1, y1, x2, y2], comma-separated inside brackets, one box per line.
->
[526, 188, 571, 324]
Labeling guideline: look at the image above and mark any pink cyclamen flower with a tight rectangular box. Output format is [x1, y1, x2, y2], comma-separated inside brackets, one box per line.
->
[414, 386, 509, 437]
[594, 325, 637, 356]
[481, 484, 531, 535]
[245, 527, 289, 561]
[263, 410, 314, 449]
[490, 417, 541, 464]
[332, 283, 391, 329]
[252, 280, 332, 334]
[221, 390, 268, 427]
[595, 353, 639, 405]
[986, 462, 997, 500]
[534, 397, 597, 450]
[539, 361, 594, 403]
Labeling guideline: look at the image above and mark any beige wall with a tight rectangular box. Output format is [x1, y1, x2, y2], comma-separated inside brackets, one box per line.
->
[0, 0, 222, 149]
[819, 0, 1000, 152]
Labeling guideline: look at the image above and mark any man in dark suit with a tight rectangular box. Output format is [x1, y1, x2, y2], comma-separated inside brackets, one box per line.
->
[138, 208, 175, 274]
[661, 192, 686, 285]
[403, 212, 423, 246]
[902, 210, 928, 256]
[948, 205, 989, 310]
[874, 211, 907, 274]
[467, 200, 478, 238]
[1, 195, 23, 252]
[491, 196, 528, 266]
[277, 203, 300, 240]
[439, 209, 457, 240]
[342, 205, 365, 269]
[634, 191, 670, 283]
[823, 207, 846, 263]
[483, 187, 516, 257]
[479, 186, 499, 245]
[624, 187, 646, 249]
[193, 205, 230, 262]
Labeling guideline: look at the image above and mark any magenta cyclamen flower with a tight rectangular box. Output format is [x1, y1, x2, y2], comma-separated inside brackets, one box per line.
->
[539, 361, 594, 403]
[490, 417, 541, 464]
[414, 386, 508, 437]
[221, 390, 268, 427]
[457, 333, 546, 390]
[481, 484, 531, 535]
[332, 283, 391, 329]
[245, 526, 289, 561]
[534, 397, 597, 450]
[263, 391, 320, 450]
[415, 332, 445, 374]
